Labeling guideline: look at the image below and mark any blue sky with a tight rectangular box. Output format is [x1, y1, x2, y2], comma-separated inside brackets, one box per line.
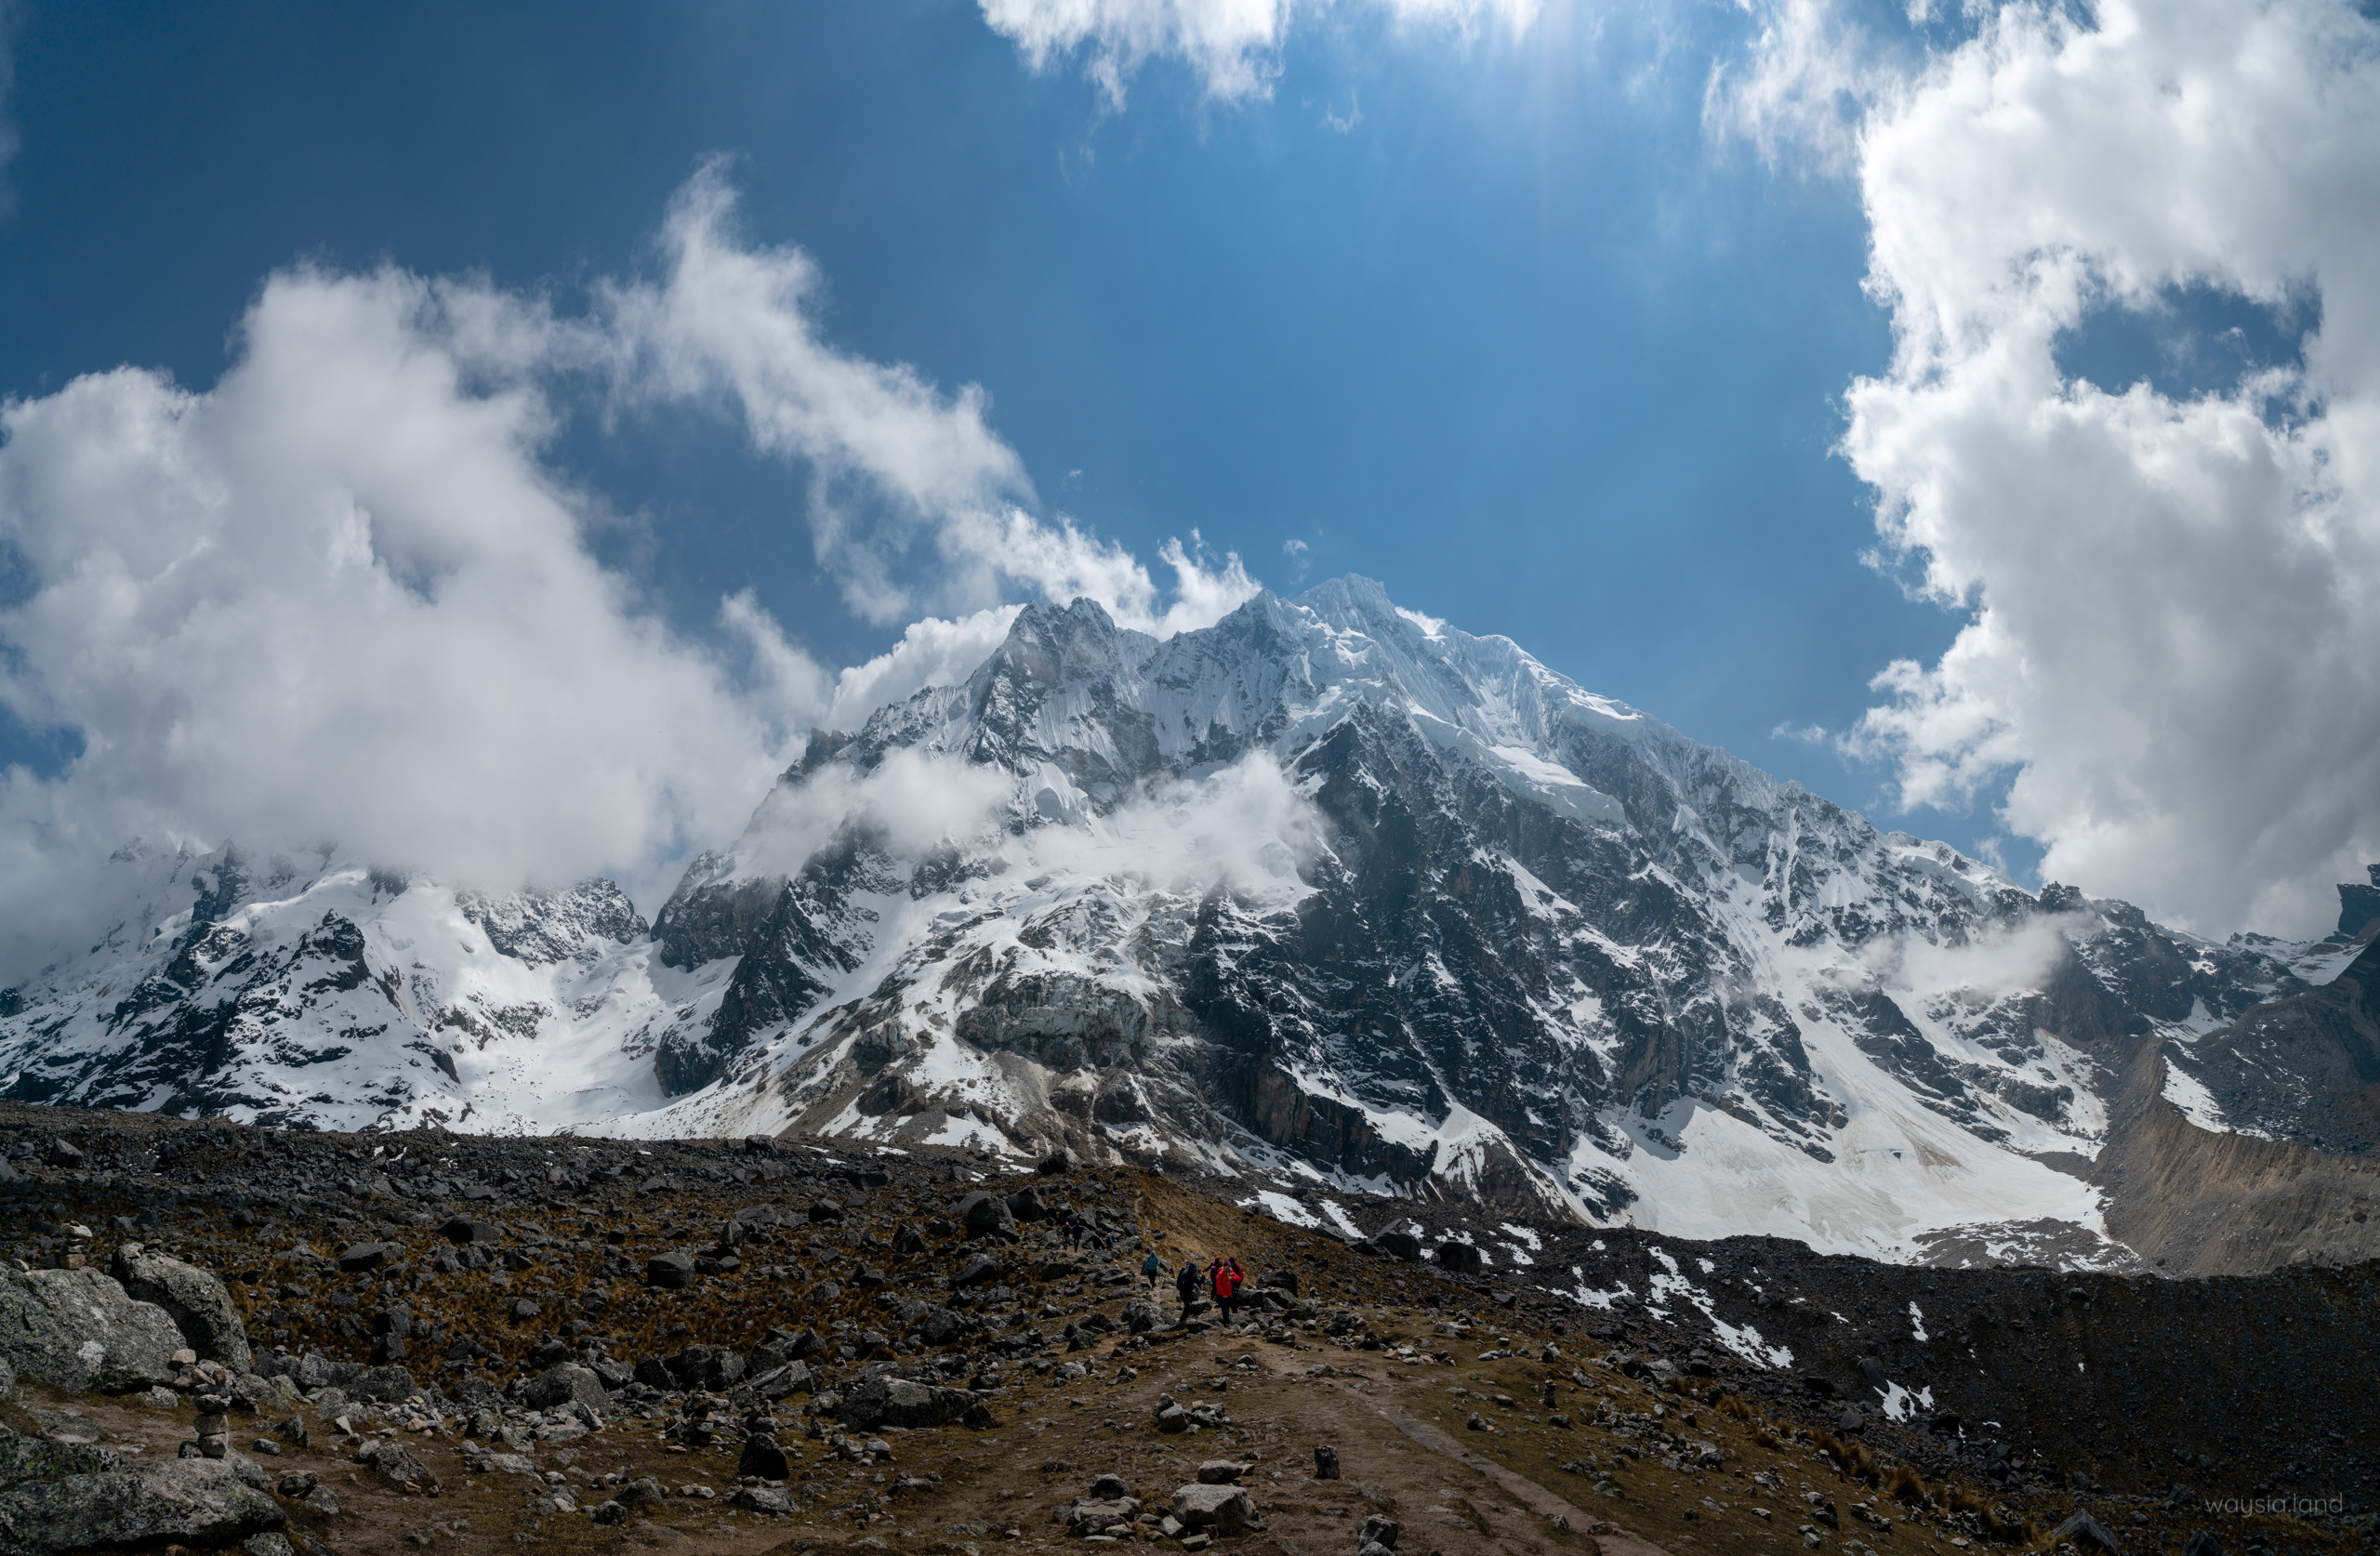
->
[2, 0, 2374, 941]
[0, 6, 1959, 819]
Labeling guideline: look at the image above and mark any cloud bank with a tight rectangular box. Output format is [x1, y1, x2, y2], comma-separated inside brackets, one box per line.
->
[0, 167, 1257, 981]
[1717, 0, 2380, 938]
[979, 0, 1540, 107]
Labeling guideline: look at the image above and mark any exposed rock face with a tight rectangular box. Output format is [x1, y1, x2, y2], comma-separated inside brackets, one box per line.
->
[2157, 933, 2380, 1154]
[0, 1268, 184, 1393]
[108, 1244, 252, 1373]
[456, 879, 648, 967]
[0, 1431, 284, 1554]
[637, 579, 2367, 1262]
[3, 576, 2376, 1270]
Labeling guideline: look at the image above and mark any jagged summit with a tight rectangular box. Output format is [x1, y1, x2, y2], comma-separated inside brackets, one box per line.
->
[3, 576, 2374, 1272]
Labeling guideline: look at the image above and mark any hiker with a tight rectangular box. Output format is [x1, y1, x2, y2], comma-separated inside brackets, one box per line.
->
[1212, 1257, 1243, 1325]
[1142, 1248, 1166, 1289]
[1175, 1259, 1199, 1318]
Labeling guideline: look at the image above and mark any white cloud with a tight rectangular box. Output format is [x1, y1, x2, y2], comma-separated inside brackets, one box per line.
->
[1824, 0, 2380, 936]
[1703, 0, 1899, 172]
[823, 605, 1025, 731]
[602, 162, 1257, 634]
[0, 266, 787, 976]
[0, 168, 1263, 981]
[732, 746, 1019, 882]
[980, 0, 1541, 108]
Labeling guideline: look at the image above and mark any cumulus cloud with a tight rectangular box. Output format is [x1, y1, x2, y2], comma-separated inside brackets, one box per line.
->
[820, 605, 1026, 732]
[1819, 0, 2380, 936]
[0, 167, 1259, 981]
[602, 163, 1259, 632]
[1025, 749, 1326, 896]
[732, 746, 1020, 882]
[1703, 0, 1902, 172]
[979, 0, 1540, 108]
[0, 267, 787, 973]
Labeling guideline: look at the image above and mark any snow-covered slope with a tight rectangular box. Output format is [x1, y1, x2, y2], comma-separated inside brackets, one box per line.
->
[1, 576, 2364, 1268]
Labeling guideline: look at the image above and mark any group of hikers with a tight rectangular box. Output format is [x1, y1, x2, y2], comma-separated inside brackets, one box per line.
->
[1140, 1246, 1251, 1324]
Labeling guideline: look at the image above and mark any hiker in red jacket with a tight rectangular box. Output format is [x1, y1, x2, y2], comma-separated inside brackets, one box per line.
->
[1211, 1257, 1244, 1324]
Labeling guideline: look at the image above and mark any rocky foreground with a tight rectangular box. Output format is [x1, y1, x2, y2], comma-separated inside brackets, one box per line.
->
[0, 1102, 2370, 1556]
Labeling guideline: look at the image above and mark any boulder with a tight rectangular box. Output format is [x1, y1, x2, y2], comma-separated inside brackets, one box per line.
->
[1170, 1483, 1255, 1535]
[438, 1219, 502, 1246]
[738, 1433, 790, 1480]
[0, 1267, 184, 1392]
[745, 1361, 817, 1401]
[1358, 1514, 1402, 1549]
[1064, 1495, 1140, 1536]
[334, 1243, 398, 1273]
[645, 1251, 696, 1289]
[109, 1245, 254, 1373]
[365, 1442, 440, 1493]
[348, 1365, 418, 1404]
[954, 1192, 1014, 1237]
[1372, 1230, 1423, 1263]
[949, 1255, 1004, 1291]
[1005, 1186, 1049, 1222]
[0, 1441, 284, 1554]
[520, 1365, 608, 1416]
[837, 1376, 979, 1431]
[1195, 1460, 1245, 1484]
[731, 1485, 793, 1514]
[1431, 1240, 1484, 1275]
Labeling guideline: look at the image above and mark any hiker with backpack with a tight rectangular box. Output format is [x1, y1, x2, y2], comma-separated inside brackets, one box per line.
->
[1211, 1256, 1245, 1325]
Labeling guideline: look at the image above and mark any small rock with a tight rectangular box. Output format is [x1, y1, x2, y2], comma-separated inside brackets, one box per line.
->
[1195, 1460, 1244, 1484]
[1314, 1444, 1340, 1481]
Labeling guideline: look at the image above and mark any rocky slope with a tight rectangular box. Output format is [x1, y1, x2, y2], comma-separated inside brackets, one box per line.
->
[0, 1101, 2371, 1556]
[3, 577, 2375, 1272]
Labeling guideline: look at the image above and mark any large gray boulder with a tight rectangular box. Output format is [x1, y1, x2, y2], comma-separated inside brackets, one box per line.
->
[108, 1245, 253, 1373]
[520, 1364, 609, 1415]
[0, 1435, 284, 1555]
[838, 1375, 980, 1431]
[0, 1268, 184, 1393]
[1170, 1483, 1255, 1535]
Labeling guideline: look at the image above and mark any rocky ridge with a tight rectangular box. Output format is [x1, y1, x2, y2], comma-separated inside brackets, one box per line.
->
[4, 578, 2378, 1274]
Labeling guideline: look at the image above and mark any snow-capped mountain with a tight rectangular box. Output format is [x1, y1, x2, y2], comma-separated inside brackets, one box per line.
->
[5, 576, 2374, 1270]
